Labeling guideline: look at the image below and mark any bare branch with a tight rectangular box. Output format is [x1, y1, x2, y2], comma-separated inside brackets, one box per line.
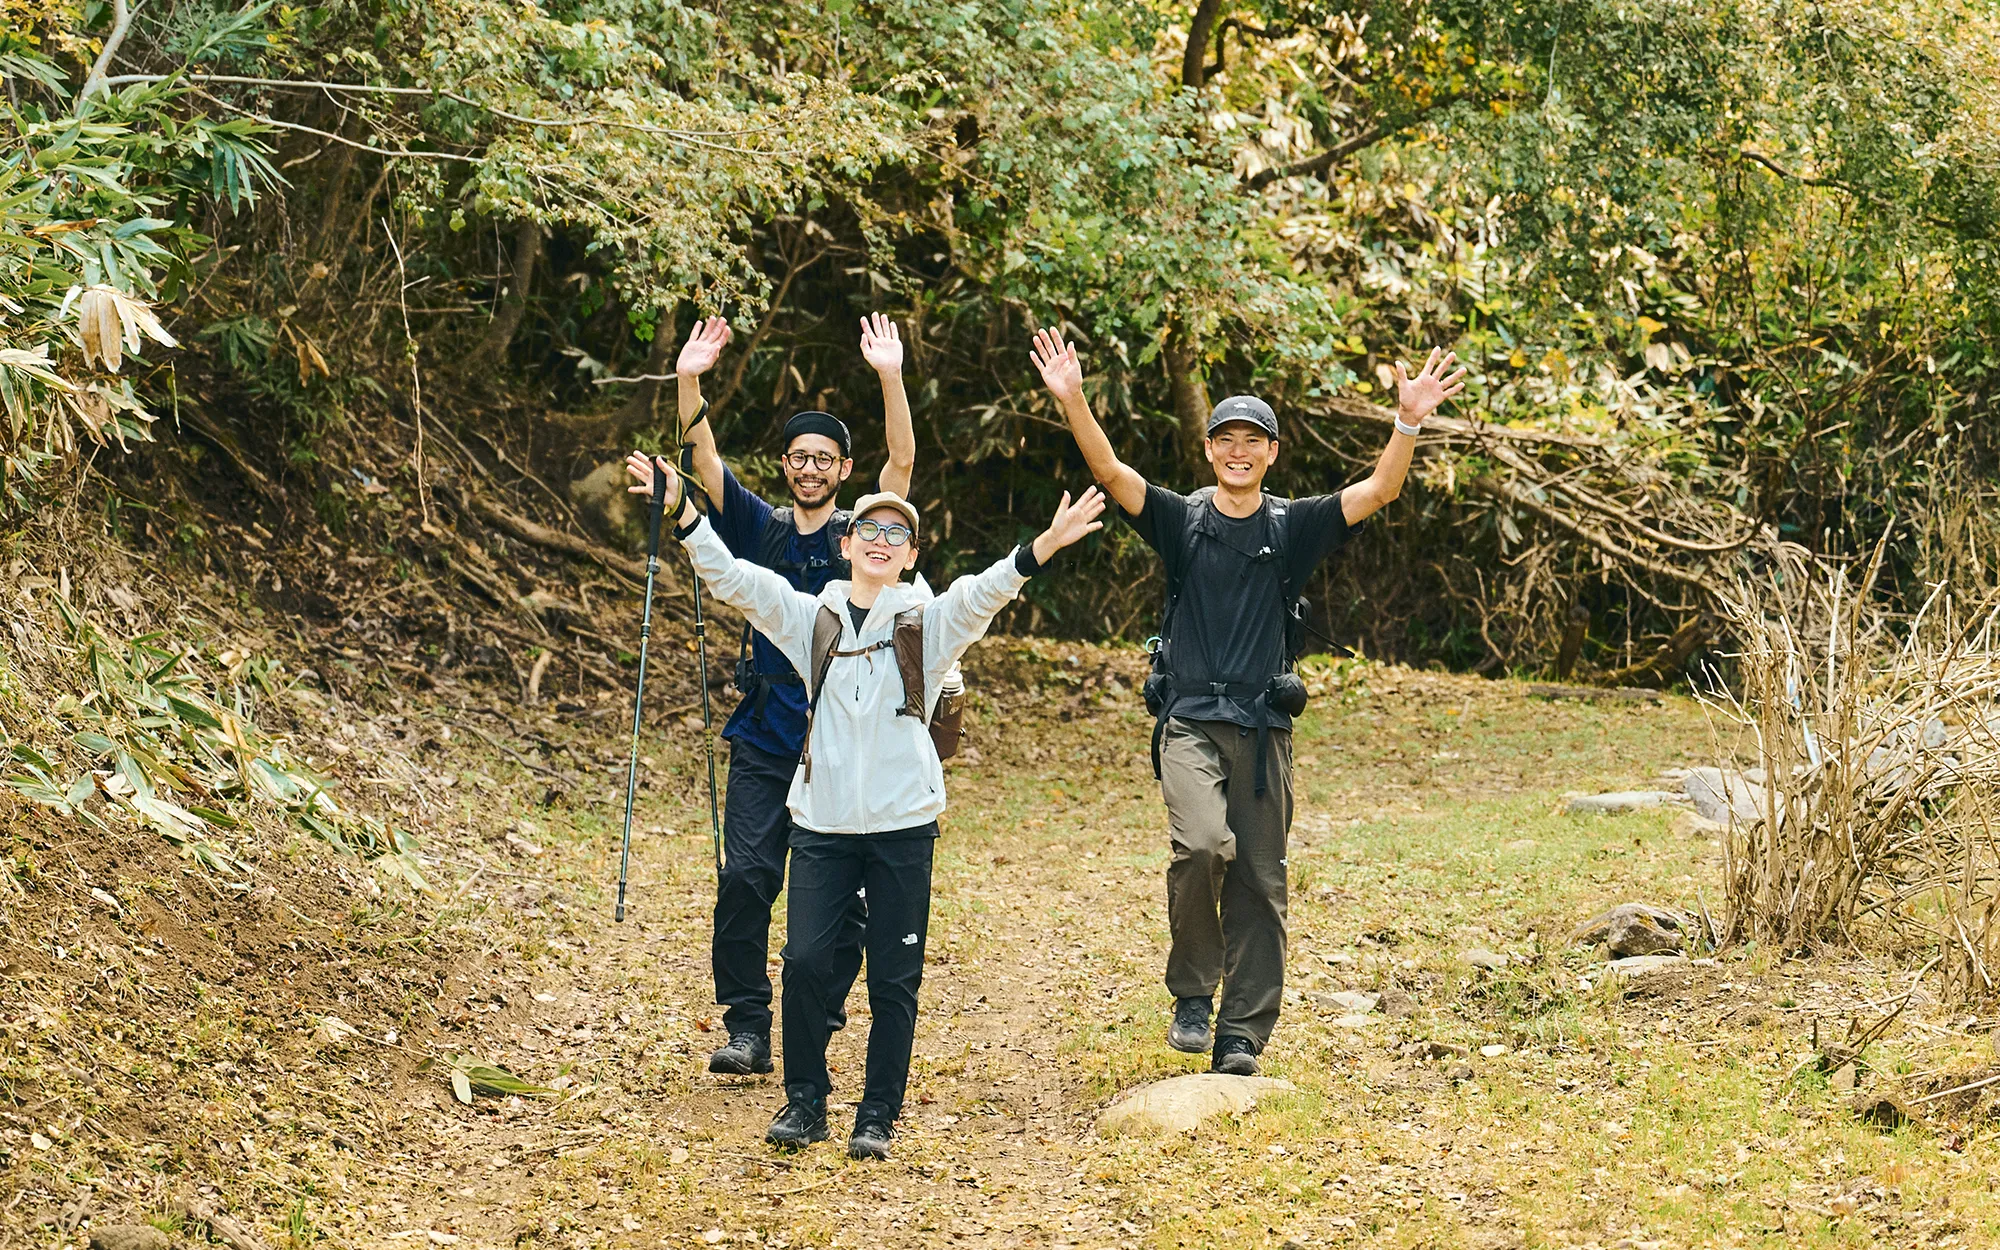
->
[75, 0, 140, 110]
[1245, 123, 1386, 190]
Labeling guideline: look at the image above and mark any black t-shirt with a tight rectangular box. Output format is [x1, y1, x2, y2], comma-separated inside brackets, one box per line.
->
[847, 599, 871, 635]
[1128, 483, 1361, 730]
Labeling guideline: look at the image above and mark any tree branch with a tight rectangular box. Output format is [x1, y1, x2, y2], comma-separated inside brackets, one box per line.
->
[1306, 394, 1603, 448]
[75, 0, 139, 110]
[1245, 123, 1387, 190]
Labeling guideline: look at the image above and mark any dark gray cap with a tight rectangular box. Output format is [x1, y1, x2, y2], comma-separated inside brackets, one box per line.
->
[1206, 395, 1278, 439]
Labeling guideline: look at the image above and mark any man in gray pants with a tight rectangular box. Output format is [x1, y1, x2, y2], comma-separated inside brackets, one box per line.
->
[1030, 328, 1465, 1074]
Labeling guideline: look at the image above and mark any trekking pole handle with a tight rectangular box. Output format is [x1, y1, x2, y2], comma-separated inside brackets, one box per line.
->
[645, 455, 671, 563]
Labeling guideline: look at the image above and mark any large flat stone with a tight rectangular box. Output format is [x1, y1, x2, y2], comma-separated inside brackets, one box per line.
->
[1096, 1073, 1295, 1137]
[1566, 790, 1685, 815]
[1682, 767, 1766, 825]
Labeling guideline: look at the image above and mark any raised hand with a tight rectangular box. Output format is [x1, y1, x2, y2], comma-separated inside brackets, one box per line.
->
[1393, 347, 1468, 426]
[1029, 326, 1084, 405]
[676, 316, 732, 379]
[1036, 485, 1108, 558]
[859, 312, 903, 376]
[624, 451, 683, 512]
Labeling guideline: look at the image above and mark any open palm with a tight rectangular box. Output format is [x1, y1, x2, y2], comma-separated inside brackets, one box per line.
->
[1029, 327, 1084, 404]
[1042, 485, 1107, 551]
[677, 317, 731, 378]
[1394, 347, 1468, 423]
[624, 452, 682, 511]
[859, 312, 903, 375]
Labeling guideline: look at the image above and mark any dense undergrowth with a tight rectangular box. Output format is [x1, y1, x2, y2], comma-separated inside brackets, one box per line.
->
[8, 0, 2000, 679]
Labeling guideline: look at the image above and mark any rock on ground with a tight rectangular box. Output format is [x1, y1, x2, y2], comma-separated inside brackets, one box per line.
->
[1682, 766, 1766, 825]
[1569, 902, 1687, 957]
[1319, 990, 1379, 1014]
[1465, 948, 1509, 970]
[1096, 1073, 1295, 1137]
[1566, 790, 1685, 815]
[90, 1228, 169, 1250]
[1606, 953, 1699, 978]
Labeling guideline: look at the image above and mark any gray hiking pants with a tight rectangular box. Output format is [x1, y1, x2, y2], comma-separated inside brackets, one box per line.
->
[1159, 716, 1294, 1051]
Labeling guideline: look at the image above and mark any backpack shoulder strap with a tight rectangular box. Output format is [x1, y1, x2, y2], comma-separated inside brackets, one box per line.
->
[891, 608, 925, 719]
[1265, 494, 1294, 599]
[808, 603, 843, 696]
[799, 604, 845, 782]
[758, 507, 795, 569]
[827, 509, 853, 580]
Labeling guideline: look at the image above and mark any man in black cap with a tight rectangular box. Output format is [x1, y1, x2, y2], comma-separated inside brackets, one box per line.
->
[1030, 326, 1465, 1076]
[673, 312, 916, 1076]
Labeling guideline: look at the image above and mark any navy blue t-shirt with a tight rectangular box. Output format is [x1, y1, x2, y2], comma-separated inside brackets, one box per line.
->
[711, 465, 841, 758]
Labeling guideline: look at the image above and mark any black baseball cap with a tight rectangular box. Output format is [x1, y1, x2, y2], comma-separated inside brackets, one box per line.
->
[783, 410, 852, 458]
[1206, 395, 1278, 439]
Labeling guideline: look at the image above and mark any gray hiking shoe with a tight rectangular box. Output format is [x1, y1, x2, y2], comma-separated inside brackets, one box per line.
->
[1168, 996, 1213, 1053]
[708, 1031, 773, 1075]
[1212, 1035, 1260, 1076]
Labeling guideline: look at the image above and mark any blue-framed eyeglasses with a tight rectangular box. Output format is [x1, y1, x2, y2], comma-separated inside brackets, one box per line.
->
[852, 519, 913, 546]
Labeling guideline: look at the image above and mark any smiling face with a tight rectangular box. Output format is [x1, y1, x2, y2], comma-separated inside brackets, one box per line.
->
[782, 433, 853, 509]
[841, 504, 920, 587]
[1204, 422, 1279, 491]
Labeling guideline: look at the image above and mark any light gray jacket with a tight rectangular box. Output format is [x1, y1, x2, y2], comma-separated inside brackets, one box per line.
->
[679, 516, 1028, 834]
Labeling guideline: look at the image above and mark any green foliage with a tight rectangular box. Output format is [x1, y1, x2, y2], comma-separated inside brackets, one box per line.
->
[8, 0, 2000, 663]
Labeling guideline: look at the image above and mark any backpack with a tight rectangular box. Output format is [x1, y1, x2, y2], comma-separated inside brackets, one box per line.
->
[798, 604, 965, 781]
[1140, 488, 1310, 796]
[732, 507, 852, 709]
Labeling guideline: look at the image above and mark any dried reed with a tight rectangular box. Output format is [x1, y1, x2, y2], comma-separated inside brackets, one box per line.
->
[1702, 540, 2000, 1000]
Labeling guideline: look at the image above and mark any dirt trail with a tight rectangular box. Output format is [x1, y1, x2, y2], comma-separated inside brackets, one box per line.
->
[318, 730, 1166, 1248]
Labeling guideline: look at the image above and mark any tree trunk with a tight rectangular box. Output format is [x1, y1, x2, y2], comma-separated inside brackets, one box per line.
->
[619, 322, 678, 434]
[473, 219, 544, 368]
[1182, 0, 1224, 89]
[1555, 602, 1590, 678]
[311, 135, 358, 259]
[1164, 323, 1212, 477]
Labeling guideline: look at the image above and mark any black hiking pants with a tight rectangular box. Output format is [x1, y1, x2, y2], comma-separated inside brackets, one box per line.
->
[1159, 716, 1294, 1051]
[781, 827, 935, 1126]
[714, 740, 864, 1037]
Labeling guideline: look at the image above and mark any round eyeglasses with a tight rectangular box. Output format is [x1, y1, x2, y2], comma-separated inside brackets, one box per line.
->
[783, 450, 840, 471]
[852, 519, 913, 546]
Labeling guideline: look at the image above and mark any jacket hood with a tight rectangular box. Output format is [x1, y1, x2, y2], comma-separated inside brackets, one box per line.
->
[814, 574, 935, 632]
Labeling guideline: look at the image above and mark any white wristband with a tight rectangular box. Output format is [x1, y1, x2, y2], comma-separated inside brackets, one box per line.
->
[1393, 415, 1423, 437]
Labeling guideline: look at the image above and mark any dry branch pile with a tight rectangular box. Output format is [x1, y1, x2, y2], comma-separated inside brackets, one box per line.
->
[1705, 546, 2000, 999]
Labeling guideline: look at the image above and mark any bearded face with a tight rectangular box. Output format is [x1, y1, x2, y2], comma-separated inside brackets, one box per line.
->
[782, 433, 851, 508]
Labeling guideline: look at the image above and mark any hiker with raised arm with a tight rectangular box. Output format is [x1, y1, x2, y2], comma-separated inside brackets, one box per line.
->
[1029, 326, 1465, 1075]
[625, 453, 1107, 1158]
[672, 313, 917, 1077]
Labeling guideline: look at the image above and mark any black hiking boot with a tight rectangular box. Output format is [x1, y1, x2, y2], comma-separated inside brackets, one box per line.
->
[765, 1095, 829, 1150]
[848, 1116, 894, 1161]
[708, 1031, 773, 1076]
[1167, 996, 1213, 1054]
[1212, 1034, 1260, 1076]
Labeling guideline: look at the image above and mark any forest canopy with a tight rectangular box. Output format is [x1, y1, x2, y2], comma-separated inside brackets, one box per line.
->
[6, 0, 2000, 674]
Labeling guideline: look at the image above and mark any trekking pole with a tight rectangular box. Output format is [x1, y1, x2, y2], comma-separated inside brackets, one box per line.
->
[615, 457, 672, 923]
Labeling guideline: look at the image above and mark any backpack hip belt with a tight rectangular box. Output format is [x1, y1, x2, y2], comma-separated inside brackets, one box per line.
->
[1148, 678, 1284, 798]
